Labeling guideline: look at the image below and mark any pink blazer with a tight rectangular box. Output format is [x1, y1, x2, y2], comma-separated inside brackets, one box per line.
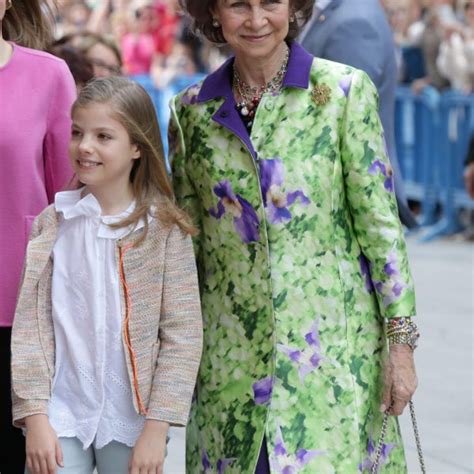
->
[0, 43, 76, 327]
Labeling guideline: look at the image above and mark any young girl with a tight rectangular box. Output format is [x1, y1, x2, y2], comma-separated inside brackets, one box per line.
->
[11, 76, 203, 474]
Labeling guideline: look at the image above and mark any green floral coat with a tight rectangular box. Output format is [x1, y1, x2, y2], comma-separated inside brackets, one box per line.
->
[170, 42, 416, 474]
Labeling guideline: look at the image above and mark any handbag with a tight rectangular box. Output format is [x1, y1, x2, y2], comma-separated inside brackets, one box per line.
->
[371, 401, 426, 473]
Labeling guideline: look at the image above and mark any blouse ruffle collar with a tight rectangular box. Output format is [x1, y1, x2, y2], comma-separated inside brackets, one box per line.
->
[55, 188, 147, 239]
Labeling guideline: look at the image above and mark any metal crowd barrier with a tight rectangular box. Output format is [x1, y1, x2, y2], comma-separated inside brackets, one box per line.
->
[395, 86, 474, 241]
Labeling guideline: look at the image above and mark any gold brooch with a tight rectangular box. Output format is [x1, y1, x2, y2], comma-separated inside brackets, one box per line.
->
[312, 84, 331, 106]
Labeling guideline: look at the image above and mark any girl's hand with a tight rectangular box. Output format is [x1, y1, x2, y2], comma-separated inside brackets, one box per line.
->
[129, 420, 169, 474]
[381, 344, 418, 416]
[25, 414, 63, 474]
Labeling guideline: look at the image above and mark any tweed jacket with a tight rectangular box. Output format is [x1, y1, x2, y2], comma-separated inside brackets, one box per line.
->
[11, 204, 203, 428]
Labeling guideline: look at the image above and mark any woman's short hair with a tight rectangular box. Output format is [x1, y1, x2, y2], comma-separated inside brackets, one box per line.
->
[179, 0, 315, 44]
[48, 44, 94, 88]
[75, 32, 123, 68]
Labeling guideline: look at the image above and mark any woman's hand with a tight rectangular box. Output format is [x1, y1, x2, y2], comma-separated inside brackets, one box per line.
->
[129, 420, 169, 474]
[381, 344, 418, 416]
[25, 414, 63, 474]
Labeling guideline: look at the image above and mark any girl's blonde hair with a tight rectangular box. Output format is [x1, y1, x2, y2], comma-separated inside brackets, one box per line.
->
[72, 76, 197, 239]
[3, 0, 54, 50]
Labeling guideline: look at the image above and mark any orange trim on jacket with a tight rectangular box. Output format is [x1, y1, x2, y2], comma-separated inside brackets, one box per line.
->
[119, 242, 148, 416]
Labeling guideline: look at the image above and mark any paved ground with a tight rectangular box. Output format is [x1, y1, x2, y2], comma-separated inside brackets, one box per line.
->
[164, 236, 474, 474]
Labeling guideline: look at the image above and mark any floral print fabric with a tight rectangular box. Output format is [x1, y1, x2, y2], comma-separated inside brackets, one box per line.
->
[170, 48, 415, 473]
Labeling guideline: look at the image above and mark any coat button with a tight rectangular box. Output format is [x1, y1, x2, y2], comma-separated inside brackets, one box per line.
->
[265, 100, 273, 111]
[319, 14, 326, 22]
[220, 110, 230, 118]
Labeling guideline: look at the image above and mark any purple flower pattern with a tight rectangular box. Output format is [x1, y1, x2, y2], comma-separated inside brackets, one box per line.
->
[252, 376, 273, 405]
[181, 83, 200, 105]
[270, 425, 325, 473]
[202, 449, 236, 474]
[277, 319, 324, 382]
[358, 436, 395, 473]
[259, 159, 310, 224]
[209, 180, 260, 244]
[359, 254, 375, 293]
[339, 74, 354, 97]
[373, 250, 408, 307]
[368, 159, 394, 192]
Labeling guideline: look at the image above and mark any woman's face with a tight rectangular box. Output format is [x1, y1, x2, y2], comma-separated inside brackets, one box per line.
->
[213, 0, 291, 61]
[135, 6, 158, 34]
[86, 42, 122, 77]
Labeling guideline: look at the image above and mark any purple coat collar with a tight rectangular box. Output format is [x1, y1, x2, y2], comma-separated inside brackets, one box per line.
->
[195, 42, 314, 160]
[197, 41, 314, 103]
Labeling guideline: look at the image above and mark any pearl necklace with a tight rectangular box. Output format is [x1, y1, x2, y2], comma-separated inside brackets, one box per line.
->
[233, 46, 290, 130]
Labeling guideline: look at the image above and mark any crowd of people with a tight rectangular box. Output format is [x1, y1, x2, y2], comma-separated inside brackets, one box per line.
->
[382, 0, 474, 93]
[48, 0, 227, 89]
[46, 0, 474, 95]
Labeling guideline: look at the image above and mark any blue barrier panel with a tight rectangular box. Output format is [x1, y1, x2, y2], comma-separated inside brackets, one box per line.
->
[395, 86, 441, 226]
[422, 91, 474, 240]
[395, 87, 474, 240]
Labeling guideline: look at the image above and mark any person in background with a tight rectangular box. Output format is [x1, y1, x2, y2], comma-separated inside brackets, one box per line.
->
[54, 32, 123, 78]
[0, 0, 76, 472]
[121, 0, 160, 75]
[76, 32, 123, 77]
[171, 0, 419, 472]
[437, 0, 474, 93]
[153, 33, 204, 89]
[411, 0, 460, 92]
[153, 0, 182, 57]
[49, 42, 95, 90]
[11, 76, 203, 474]
[301, 0, 419, 228]
[55, 0, 92, 37]
[383, 0, 427, 83]
[85, 0, 131, 39]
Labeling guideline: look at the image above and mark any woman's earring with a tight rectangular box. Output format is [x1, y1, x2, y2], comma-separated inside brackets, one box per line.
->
[6, 0, 12, 9]
[290, 15, 296, 23]
[212, 19, 220, 28]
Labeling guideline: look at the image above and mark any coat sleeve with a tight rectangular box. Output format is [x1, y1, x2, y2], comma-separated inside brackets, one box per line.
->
[146, 225, 203, 425]
[340, 69, 416, 319]
[11, 214, 50, 427]
[43, 60, 76, 203]
[169, 95, 203, 261]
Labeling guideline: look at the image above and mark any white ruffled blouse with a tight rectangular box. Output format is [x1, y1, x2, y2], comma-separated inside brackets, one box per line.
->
[48, 188, 145, 449]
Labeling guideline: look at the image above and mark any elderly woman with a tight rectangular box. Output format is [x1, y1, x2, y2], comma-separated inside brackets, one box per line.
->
[170, 1, 419, 472]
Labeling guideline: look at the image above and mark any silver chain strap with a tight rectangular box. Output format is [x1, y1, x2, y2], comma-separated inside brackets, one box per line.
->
[371, 401, 426, 473]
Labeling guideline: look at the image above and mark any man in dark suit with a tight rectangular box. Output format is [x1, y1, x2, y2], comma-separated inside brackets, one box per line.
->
[301, 0, 418, 228]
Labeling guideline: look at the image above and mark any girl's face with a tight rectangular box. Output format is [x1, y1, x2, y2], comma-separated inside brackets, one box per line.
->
[69, 103, 140, 194]
[213, 0, 291, 61]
